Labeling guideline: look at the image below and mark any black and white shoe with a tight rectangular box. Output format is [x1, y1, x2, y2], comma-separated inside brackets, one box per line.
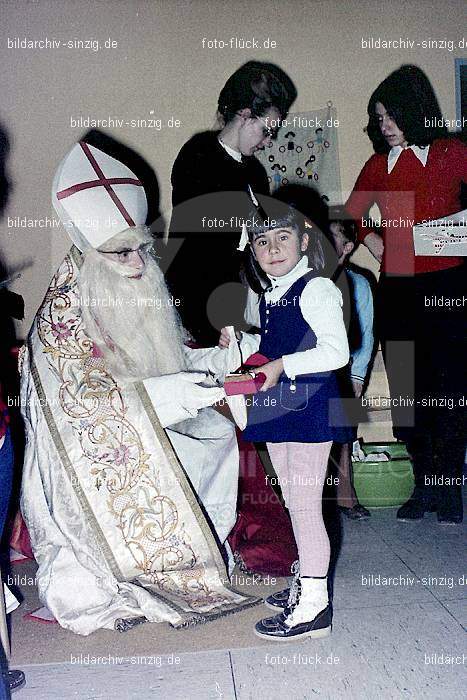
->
[264, 560, 299, 611]
[255, 605, 332, 641]
[264, 587, 290, 610]
[255, 576, 331, 641]
[6, 669, 26, 693]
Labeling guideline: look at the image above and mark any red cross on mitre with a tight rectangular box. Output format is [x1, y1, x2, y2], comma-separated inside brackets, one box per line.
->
[54, 141, 148, 251]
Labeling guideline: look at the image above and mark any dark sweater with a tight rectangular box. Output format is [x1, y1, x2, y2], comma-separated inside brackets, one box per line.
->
[171, 130, 269, 205]
[166, 131, 269, 344]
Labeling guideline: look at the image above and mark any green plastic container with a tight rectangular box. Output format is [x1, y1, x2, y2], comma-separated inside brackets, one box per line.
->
[353, 443, 414, 508]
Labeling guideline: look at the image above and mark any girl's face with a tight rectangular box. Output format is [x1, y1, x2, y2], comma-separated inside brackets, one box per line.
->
[252, 226, 308, 277]
[238, 106, 281, 156]
[330, 222, 354, 264]
[375, 102, 407, 148]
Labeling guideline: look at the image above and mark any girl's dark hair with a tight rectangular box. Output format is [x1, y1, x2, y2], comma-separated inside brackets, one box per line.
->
[366, 65, 447, 154]
[218, 61, 297, 124]
[242, 186, 335, 294]
[329, 205, 357, 246]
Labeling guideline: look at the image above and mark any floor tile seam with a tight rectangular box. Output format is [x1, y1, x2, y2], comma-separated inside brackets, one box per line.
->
[228, 650, 238, 700]
[11, 648, 233, 670]
[332, 595, 467, 607]
[332, 598, 444, 610]
[431, 598, 467, 632]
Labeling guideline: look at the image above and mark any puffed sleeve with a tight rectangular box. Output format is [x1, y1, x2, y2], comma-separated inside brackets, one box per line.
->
[282, 277, 349, 378]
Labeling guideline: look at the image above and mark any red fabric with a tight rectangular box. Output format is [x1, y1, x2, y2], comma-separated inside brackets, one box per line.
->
[227, 431, 298, 576]
[224, 352, 269, 394]
[57, 177, 142, 199]
[243, 353, 271, 367]
[346, 138, 466, 275]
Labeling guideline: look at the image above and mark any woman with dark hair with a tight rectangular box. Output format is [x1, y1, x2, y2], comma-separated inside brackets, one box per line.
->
[167, 61, 296, 345]
[346, 65, 466, 524]
[366, 64, 448, 156]
[166, 63, 298, 578]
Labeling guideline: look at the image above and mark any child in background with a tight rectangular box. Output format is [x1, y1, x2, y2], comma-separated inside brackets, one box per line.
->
[220, 194, 353, 640]
[329, 211, 375, 519]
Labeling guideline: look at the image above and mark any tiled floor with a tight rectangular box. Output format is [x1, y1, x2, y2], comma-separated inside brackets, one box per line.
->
[11, 507, 466, 699]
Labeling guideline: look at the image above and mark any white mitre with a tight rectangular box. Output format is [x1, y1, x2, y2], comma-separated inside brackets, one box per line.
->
[52, 141, 148, 252]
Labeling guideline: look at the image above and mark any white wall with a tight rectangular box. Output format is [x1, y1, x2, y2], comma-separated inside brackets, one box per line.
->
[2, 0, 465, 327]
[1, 0, 465, 438]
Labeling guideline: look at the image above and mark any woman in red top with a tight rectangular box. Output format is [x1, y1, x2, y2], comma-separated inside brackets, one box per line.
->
[346, 65, 466, 524]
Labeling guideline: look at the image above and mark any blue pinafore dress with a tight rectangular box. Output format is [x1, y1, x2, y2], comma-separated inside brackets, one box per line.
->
[243, 271, 353, 444]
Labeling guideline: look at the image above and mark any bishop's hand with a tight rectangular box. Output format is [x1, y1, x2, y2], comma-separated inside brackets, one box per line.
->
[142, 372, 225, 427]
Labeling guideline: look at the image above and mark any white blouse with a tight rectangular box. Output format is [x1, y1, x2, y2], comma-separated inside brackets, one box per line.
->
[241, 256, 349, 378]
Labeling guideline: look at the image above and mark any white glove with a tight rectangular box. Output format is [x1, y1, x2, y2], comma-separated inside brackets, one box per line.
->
[142, 372, 225, 428]
[224, 327, 247, 430]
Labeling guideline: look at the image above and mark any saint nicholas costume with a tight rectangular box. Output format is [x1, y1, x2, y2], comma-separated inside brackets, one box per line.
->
[19, 141, 259, 635]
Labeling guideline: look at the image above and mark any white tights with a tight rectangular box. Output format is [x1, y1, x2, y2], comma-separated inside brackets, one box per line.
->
[267, 441, 332, 577]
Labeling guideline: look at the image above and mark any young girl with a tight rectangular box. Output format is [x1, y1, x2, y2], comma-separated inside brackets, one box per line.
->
[221, 194, 353, 640]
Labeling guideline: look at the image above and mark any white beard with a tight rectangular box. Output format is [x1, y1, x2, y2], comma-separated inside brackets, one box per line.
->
[78, 244, 188, 381]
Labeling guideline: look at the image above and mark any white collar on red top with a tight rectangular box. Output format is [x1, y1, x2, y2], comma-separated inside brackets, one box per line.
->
[387, 144, 430, 174]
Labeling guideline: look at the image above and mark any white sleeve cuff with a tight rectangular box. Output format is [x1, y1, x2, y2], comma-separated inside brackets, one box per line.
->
[142, 377, 197, 428]
[184, 345, 229, 378]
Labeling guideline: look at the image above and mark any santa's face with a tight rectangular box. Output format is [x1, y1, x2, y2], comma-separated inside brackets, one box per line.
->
[77, 226, 187, 380]
[100, 246, 147, 279]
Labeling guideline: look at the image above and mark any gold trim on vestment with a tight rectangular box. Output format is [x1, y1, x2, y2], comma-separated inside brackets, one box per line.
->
[25, 247, 260, 625]
[29, 344, 125, 579]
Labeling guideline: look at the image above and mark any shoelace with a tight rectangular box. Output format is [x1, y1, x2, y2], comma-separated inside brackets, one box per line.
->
[287, 580, 301, 611]
[286, 560, 300, 609]
[290, 559, 300, 576]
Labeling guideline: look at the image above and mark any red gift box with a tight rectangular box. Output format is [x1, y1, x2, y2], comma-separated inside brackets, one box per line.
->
[224, 353, 269, 396]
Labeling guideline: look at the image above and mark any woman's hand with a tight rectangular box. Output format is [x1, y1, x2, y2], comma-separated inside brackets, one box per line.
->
[363, 232, 384, 263]
[257, 358, 284, 391]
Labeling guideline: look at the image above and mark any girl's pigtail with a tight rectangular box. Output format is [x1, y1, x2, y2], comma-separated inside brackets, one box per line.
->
[241, 249, 271, 295]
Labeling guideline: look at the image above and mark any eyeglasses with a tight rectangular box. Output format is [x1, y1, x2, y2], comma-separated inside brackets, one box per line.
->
[256, 116, 277, 140]
[100, 241, 153, 255]
[235, 111, 277, 139]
